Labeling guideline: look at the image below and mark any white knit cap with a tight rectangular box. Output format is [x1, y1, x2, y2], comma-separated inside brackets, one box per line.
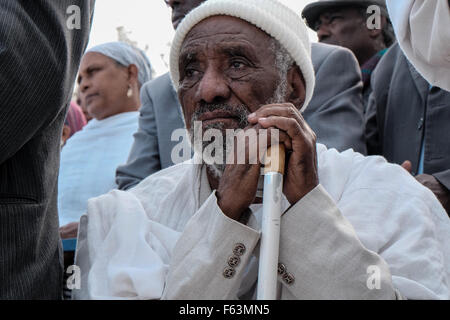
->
[169, 0, 316, 112]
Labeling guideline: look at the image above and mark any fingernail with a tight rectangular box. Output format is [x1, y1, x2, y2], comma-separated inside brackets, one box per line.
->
[248, 113, 256, 118]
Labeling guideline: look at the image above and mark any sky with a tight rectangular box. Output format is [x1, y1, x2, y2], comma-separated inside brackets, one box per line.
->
[87, 0, 317, 77]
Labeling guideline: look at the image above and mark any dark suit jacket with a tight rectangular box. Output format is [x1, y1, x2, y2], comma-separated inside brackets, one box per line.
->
[0, 0, 94, 299]
[365, 43, 450, 190]
[116, 42, 366, 190]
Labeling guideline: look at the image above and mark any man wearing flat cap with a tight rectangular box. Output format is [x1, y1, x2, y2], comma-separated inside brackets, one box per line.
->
[74, 0, 449, 300]
[302, 0, 395, 108]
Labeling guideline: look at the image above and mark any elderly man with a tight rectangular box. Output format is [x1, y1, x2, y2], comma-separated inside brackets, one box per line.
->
[116, 0, 367, 191]
[74, 0, 449, 300]
[302, 0, 395, 108]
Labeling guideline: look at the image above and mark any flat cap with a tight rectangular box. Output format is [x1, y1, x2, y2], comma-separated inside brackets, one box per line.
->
[302, 0, 388, 29]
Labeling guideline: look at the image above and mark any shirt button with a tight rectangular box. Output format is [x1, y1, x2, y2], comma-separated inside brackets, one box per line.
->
[417, 118, 424, 130]
[278, 263, 287, 275]
[223, 266, 235, 279]
[233, 243, 246, 256]
[283, 272, 295, 285]
[228, 255, 241, 268]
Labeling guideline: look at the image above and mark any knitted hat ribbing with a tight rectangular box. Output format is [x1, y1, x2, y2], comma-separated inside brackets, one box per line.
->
[169, 0, 316, 112]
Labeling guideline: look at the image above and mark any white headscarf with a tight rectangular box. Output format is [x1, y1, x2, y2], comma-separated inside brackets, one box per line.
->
[387, 0, 450, 90]
[87, 42, 153, 86]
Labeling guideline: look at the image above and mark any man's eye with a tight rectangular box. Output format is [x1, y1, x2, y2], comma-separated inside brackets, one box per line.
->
[185, 68, 199, 78]
[231, 61, 246, 69]
[329, 15, 343, 23]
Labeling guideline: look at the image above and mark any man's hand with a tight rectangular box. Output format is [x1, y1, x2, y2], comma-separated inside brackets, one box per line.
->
[251, 104, 319, 205]
[216, 103, 319, 221]
[401, 161, 450, 213]
[416, 174, 450, 213]
[59, 222, 79, 239]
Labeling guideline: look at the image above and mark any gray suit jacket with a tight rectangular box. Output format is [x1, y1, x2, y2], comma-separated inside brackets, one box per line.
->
[0, 1, 94, 299]
[365, 43, 450, 190]
[116, 42, 365, 190]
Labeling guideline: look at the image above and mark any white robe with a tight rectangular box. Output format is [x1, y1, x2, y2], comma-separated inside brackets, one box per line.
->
[74, 144, 450, 300]
[387, 0, 450, 90]
[58, 112, 139, 227]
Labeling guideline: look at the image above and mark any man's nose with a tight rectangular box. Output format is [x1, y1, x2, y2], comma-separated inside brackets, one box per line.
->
[196, 67, 231, 104]
[317, 22, 331, 41]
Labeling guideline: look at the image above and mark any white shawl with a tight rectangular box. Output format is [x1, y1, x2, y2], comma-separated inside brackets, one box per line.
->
[58, 112, 139, 226]
[387, 0, 450, 90]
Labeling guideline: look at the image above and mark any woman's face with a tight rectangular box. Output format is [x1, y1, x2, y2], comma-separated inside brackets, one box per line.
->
[77, 52, 131, 120]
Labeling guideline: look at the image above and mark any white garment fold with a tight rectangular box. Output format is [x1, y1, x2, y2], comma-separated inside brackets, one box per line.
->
[387, 0, 450, 90]
[58, 112, 139, 226]
[74, 144, 450, 299]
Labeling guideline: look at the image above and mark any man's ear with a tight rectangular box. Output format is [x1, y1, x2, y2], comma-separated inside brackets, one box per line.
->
[368, 15, 385, 39]
[286, 65, 306, 109]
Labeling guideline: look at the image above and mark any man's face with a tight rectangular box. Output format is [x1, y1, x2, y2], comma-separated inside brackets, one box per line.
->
[165, 0, 206, 29]
[177, 16, 281, 136]
[315, 7, 371, 59]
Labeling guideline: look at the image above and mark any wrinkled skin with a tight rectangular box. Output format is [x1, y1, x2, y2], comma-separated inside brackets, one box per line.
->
[178, 16, 318, 221]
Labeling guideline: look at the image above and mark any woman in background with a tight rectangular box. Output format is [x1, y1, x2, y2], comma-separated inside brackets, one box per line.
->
[58, 42, 152, 235]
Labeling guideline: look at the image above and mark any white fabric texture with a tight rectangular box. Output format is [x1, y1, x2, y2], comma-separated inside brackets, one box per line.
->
[58, 112, 139, 226]
[169, 0, 316, 112]
[75, 144, 450, 299]
[387, 0, 450, 90]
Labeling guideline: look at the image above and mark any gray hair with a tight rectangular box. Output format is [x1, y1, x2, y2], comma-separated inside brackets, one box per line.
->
[269, 39, 295, 104]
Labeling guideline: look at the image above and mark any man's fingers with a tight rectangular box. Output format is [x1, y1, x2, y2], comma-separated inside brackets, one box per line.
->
[257, 116, 315, 147]
[248, 104, 301, 125]
[401, 160, 413, 174]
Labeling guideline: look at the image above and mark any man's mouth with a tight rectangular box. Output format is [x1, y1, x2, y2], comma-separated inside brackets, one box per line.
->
[198, 110, 241, 126]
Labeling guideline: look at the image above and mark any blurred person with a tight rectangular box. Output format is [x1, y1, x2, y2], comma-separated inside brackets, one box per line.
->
[302, 0, 395, 108]
[366, 0, 450, 215]
[75, 0, 449, 300]
[61, 101, 87, 147]
[0, 0, 94, 299]
[58, 42, 152, 231]
[386, 0, 450, 91]
[115, 0, 367, 191]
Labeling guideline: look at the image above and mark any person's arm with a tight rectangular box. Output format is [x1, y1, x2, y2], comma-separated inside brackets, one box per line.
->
[305, 46, 366, 155]
[277, 185, 398, 299]
[426, 170, 449, 214]
[432, 170, 450, 193]
[116, 81, 162, 190]
[0, 0, 95, 163]
[162, 191, 260, 299]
